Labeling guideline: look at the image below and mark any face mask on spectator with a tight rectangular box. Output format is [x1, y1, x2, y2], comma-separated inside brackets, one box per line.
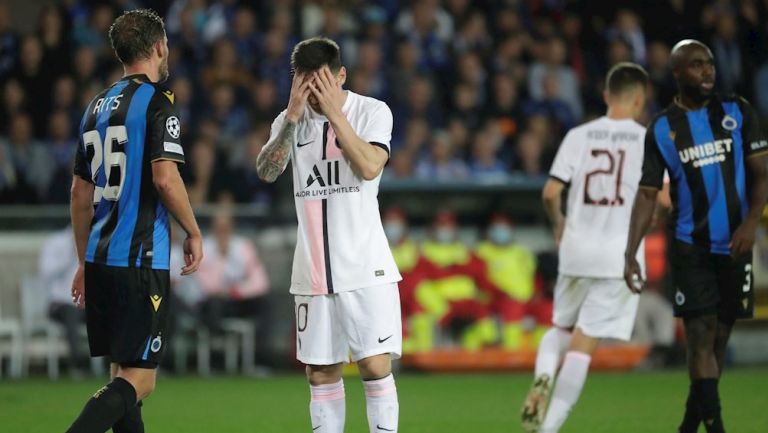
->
[384, 222, 405, 243]
[434, 227, 456, 243]
[488, 224, 513, 245]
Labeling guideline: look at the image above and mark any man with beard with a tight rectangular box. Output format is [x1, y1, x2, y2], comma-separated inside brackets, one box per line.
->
[625, 40, 768, 433]
[66, 9, 203, 433]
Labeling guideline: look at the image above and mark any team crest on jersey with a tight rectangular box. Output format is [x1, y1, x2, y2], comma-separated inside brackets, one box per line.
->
[721, 115, 738, 131]
[166, 116, 180, 139]
[150, 335, 162, 353]
[675, 289, 686, 306]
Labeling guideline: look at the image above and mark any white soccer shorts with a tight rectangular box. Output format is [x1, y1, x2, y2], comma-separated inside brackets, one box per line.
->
[552, 276, 640, 341]
[294, 283, 402, 365]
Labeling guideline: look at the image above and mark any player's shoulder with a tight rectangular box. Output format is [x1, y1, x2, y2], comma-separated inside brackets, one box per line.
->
[564, 116, 605, 139]
[351, 91, 391, 115]
[143, 82, 176, 108]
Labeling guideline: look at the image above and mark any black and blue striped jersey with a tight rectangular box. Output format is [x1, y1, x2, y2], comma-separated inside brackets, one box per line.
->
[640, 94, 768, 254]
[73, 74, 185, 270]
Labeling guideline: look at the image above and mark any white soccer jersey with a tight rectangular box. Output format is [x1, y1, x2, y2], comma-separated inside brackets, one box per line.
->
[549, 116, 647, 279]
[268, 91, 402, 295]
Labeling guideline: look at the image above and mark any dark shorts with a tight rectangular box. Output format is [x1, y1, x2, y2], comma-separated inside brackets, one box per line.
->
[85, 262, 171, 368]
[667, 239, 754, 323]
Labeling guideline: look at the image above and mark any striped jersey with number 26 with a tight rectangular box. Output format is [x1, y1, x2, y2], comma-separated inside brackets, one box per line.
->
[73, 74, 185, 270]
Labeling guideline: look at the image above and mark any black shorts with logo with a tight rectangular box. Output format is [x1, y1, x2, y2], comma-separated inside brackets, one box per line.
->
[85, 262, 171, 368]
[667, 239, 754, 323]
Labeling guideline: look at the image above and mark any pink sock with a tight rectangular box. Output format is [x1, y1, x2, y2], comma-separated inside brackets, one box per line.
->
[310, 380, 345, 433]
[363, 374, 399, 433]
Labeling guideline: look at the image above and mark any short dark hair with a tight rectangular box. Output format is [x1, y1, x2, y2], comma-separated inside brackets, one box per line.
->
[108, 9, 166, 65]
[290, 37, 342, 73]
[605, 62, 649, 95]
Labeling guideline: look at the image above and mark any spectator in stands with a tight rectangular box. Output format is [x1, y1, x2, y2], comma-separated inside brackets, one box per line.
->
[169, 75, 194, 133]
[12, 36, 52, 135]
[348, 39, 387, 101]
[37, 5, 71, 79]
[0, 2, 18, 81]
[394, 75, 442, 130]
[229, 125, 276, 205]
[452, 9, 492, 57]
[490, 73, 524, 141]
[468, 122, 508, 181]
[711, 13, 742, 94]
[647, 41, 675, 107]
[387, 39, 421, 105]
[0, 79, 26, 134]
[196, 208, 273, 366]
[606, 9, 647, 65]
[414, 130, 469, 181]
[72, 46, 99, 96]
[228, 7, 260, 70]
[250, 78, 280, 124]
[2, 113, 49, 202]
[395, 0, 452, 73]
[528, 36, 583, 120]
[50, 76, 80, 130]
[201, 37, 253, 92]
[44, 110, 76, 203]
[39, 226, 87, 375]
[523, 72, 577, 134]
[205, 82, 249, 147]
[516, 130, 547, 175]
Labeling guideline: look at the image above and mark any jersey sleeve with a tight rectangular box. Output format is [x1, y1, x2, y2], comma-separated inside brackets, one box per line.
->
[73, 135, 93, 183]
[147, 89, 185, 164]
[548, 130, 579, 184]
[739, 97, 768, 157]
[639, 122, 665, 189]
[359, 102, 393, 156]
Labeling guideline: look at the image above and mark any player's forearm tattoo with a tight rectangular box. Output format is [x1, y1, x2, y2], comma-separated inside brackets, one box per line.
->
[256, 120, 296, 183]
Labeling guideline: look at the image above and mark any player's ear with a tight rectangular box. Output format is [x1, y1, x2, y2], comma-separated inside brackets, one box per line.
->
[337, 66, 347, 87]
[602, 89, 609, 106]
[154, 40, 164, 59]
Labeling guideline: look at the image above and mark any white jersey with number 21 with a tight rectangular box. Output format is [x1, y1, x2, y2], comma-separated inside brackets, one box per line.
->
[549, 116, 647, 279]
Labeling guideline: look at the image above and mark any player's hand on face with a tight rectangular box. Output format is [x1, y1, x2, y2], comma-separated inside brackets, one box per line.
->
[286, 72, 312, 122]
[71, 262, 85, 308]
[181, 234, 203, 275]
[623, 258, 644, 294]
[730, 220, 757, 259]
[309, 66, 345, 118]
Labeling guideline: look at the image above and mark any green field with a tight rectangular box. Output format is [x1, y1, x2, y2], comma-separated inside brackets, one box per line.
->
[1, 369, 767, 432]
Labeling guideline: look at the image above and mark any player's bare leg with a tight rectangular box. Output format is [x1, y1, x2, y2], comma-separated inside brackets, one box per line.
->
[65, 365, 155, 433]
[307, 363, 346, 433]
[679, 315, 725, 433]
[537, 328, 599, 433]
[358, 353, 399, 433]
[522, 327, 572, 432]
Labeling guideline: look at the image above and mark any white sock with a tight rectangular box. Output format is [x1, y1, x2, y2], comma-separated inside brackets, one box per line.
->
[309, 380, 346, 433]
[534, 328, 572, 379]
[540, 351, 591, 433]
[363, 374, 399, 433]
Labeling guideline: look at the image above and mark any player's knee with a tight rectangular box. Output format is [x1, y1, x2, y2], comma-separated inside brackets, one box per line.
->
[357, 354, 392, 380]
[117, 369, 157, 400]
[306, 364, 343, 385]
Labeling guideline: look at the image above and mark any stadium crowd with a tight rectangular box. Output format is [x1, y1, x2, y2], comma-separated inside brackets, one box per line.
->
[1, 0, 768, 205]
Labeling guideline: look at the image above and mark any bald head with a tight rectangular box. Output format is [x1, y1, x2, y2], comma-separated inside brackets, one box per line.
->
[670, 39, 713, 70]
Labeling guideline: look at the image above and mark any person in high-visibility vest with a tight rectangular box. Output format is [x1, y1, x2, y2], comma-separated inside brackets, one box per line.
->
[416, 210, 498, 351]
[383, 207, 428, 353]
[474, 213, 538, 350]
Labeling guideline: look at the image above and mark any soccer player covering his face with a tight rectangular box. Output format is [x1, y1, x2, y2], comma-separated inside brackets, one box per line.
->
[522, 63, 650, 433]
[66, 9, 202, 433]
[625, 40, 768, 433]
[256, 37, 402, 433]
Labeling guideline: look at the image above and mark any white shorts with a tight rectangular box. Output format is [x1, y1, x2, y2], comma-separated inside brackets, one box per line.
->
[294, 283, 402, 365]
[552, 276, 639, 341]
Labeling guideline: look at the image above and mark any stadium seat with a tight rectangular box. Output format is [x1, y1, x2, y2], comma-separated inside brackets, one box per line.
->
[0, 316, 23, 378]
[18, 276, 103, 379]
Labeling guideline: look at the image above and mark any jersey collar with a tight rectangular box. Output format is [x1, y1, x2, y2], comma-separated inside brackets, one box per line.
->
[121, 73, 151, 83]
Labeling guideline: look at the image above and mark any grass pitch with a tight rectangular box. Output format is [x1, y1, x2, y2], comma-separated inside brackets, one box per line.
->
[1, 369, 766, 432]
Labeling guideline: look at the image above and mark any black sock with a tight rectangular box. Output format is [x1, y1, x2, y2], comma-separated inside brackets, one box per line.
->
[694, 378, 725, 433]
[65, 377, 137, 433]
[679, 383, 701, 433]
[112, 401, 144, 433]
